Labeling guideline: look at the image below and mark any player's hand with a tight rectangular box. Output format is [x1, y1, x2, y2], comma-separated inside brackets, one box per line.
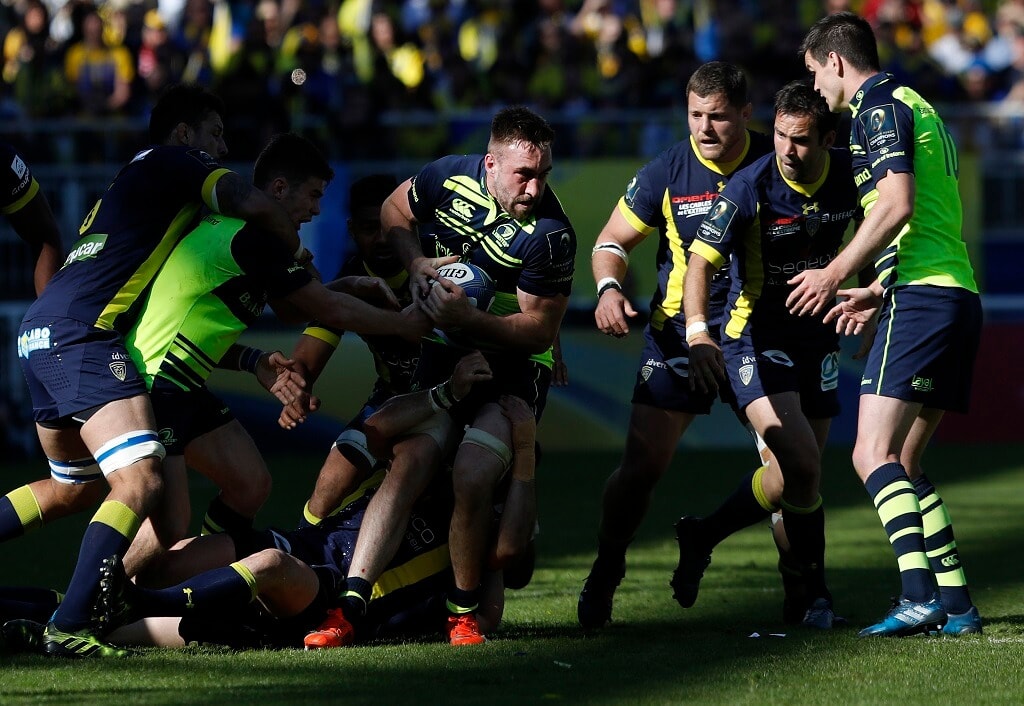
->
[398, 302, 433, 343]
[687, 334, 725, 394]
[551, 339, 569, 387]
[296, 247, 322, 281]
[409, 255, 458, 300]
[451, 350, 493, 399]
[786, 268, 842, 317]
[257, 351, 305, 404]
[500, 394, 536, 453]
[824, 286, 881, 353]
[277, 391, 322, 429]
[594, 288, 637, 337]
[345, 276, 401, 310]
[422, 277, 473, 330]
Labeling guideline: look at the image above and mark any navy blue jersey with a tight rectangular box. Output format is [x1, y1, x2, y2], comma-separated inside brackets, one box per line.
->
[24, 145, 229, 331]
[0, 143, 40, 216]
[618, 132, 773, 331]
[691, 148, 860, 340]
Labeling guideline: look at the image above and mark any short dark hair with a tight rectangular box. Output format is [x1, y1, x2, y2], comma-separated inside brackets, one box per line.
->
[148, 84, 225, 145]
[686, 61, 749, 108]
[253, 133, 334, 189]
[489, 106, 554, 152]
[774, 81, 839, 139]
[349, 174, 397, 222]
[800, 12, 880, 73]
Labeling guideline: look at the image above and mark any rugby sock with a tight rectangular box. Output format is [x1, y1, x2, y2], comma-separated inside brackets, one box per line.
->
[699, 466, 774, 550]
[0, 485, 43, 541]
[135, 562, 258, 616]
[340, 577, 372, 618]
[202, 496, 254, 536]
[865, 463, 934, 602]
[0, 586, 62, 623]
[299, 501, 323, 529]
[913, 474, 973, 614]
[779, 497, 830, 602]
[52, 501, 140, 632]
[446, 586, 479, 614]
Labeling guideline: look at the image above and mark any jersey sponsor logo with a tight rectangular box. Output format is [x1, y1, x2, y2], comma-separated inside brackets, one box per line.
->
[766, 250, 838, 284]
[63, 234, 109, 266]
[697, 196, 737, 243]
[158, 427, 178, 449]
[16, 326, 50, 359]
[410, 176, 420, 205]
[672, 190, 719, 219]
[10, 154, 27, 181]
[451, 198, 475, 221]
[862, 104, 899, 152]
[239, 290, 267, 318]
[624, 175, 640, 208]
[492, 223, 517, 247]
[130, 148, 154, 164]
[762, 350, 795, 367]
[911, 375, 934, 392]
[109, 361, 128, 381]
[186, 148, 218, 167]
[820, 351, 839, 391]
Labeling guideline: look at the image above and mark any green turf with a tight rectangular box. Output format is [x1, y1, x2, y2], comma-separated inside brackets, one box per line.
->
[1, 445, 1022, 705]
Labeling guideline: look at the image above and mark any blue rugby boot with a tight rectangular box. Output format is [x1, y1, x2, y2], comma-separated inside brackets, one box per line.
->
[858, 595, 946, 637]
[942, 606, 982, 635]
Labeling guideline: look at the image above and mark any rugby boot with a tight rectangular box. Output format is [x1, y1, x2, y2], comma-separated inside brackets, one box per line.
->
[942, 606, 983, 635]
[858, 595, 946, 637]
[304, 608, 356, 649]
[447, 613, 486, 646]
[670, 516, 711, 608]
[577, 555, 625, 630]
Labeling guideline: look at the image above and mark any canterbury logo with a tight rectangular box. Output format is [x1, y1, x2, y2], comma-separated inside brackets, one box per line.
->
[451, 198, 475, 220]
[940, 556, 960, 568]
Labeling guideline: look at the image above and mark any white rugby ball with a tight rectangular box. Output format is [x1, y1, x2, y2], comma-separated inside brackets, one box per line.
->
[433, 261, 495, 311]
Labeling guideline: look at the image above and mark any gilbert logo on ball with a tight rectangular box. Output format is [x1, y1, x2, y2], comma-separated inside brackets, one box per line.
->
[434, 262, 495, 311]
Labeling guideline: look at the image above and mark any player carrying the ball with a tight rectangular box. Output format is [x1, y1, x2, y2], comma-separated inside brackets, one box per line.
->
[310, 105, 576, 647]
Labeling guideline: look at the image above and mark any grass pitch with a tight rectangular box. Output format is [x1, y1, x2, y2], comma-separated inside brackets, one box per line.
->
[1, 444, 1022, 705]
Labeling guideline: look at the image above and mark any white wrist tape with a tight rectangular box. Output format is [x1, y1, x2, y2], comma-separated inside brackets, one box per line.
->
[592, 242, 629, 265]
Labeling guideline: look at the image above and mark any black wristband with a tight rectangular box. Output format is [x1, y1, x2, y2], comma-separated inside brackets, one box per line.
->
[597, 280, 623, 298]
[239, 347, 266, 374]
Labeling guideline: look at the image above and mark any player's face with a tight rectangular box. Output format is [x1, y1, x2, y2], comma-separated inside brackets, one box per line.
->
[281, 176, 327, 229]
[804, 51, 846, 112]
[687, 91, 750, 163]
[349, 212, 396, 267]
[774, 111, 832, 183]
[485, 140, 553, 221]
[190, 112, 228, 159]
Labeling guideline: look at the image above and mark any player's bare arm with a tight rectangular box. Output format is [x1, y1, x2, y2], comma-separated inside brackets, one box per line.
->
[682, 251, 725, 394]
[381, 177, 456, 298]
[592, 208, 644, 337]
[787, 170, 914, 316]
[324, 275, 401, 310]
[277, 333, 336, 429]
[423, 282, 567, 354]
[8, 188, 63, 296]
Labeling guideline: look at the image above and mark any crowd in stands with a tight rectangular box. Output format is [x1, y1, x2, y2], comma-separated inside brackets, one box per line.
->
[1, 0, 1023, 160]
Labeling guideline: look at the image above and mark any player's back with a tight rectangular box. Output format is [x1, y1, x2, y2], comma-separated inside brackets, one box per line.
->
[25, 145, 227, 331]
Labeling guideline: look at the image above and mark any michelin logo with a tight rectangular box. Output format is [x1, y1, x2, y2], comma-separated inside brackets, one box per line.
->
[18, 327, 51, 358]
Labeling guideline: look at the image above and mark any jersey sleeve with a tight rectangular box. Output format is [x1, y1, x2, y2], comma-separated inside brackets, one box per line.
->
[690, 176, 758, 270]
[856, 98, 915, 181]
[408, 155, 463, 223]
[517, 221, 576, 297]
[616, 156, 667, 234]
[147, 146, 231, 213]
[0, 143, 38, 215]
[232, 227, 313, 299]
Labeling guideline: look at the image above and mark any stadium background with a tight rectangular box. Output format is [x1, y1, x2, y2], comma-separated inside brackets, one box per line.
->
[0, 0, 1021, 459]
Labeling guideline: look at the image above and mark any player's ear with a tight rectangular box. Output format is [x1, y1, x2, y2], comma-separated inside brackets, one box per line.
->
[822, 129, 837, 149]
[741, 102, 753, 122]
[173, 122, 191, 146]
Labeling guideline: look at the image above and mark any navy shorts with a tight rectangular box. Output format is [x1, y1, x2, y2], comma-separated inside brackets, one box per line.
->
[149, 379, 234, 455]
[631, 321, 738, 414]
[412, 339, 552, 422]
[861, 285, 981, 413]
[723, 331, 841, 419]
[17, 317, 147, 423]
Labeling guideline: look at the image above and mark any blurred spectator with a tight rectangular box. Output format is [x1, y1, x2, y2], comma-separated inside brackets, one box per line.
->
[63, 2, 134, 116]
[2, 0, 67, 119]
[133, 9, 187, 112]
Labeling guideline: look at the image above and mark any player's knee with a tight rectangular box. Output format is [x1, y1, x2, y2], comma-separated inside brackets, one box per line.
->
[245, 547, 292, 574]
[95, 430, 166, 477]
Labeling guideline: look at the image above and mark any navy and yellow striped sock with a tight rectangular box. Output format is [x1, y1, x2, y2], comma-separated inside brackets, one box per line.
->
[913, 474, 972, 614]
[865, 463, 933, 602]
[52, 500, 140, 632]
[0, 485, 43, 541]
[137, 562, 258, 616]
[340, 576, 372, 618]
[779, 496, 830, 601]
[700, 465, 774, 550]
[202, 496, 253, 536]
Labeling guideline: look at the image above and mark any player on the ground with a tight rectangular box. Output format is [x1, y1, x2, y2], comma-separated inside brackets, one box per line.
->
[120, 136, 430, 580]
[795, 11, 983, 636]
[0, 142, 63, 295]
[312, 105, 574, 647]
[9, 84, 305, 658]
[684, 81, 860, 628]
[578, 61, 782, 630]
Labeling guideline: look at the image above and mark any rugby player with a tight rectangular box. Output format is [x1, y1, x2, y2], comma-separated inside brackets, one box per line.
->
[0, 142, 62, 295]
[795, 11, 983, 636]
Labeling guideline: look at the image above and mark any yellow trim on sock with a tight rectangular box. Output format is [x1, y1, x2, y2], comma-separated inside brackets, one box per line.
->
[230, 561, 259, 602]
[889, 526, 924, 543]
[935, 567, 968, 587]
[303, 502, 322, 527]
[896, 553, 931, 572]
[445, 599, 477, 615]
[7, 485, 43, 532]
[925, 542, 958, 558]
[750, 466, 778, 512]
[779, 496, 822, 514]
[93, 500, 141, 539]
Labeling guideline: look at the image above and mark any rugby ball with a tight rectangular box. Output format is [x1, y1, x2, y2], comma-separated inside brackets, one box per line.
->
[433, 261, 495, 312]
